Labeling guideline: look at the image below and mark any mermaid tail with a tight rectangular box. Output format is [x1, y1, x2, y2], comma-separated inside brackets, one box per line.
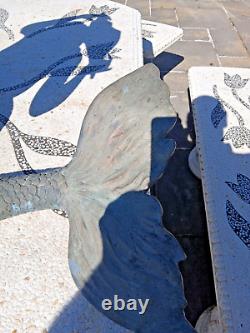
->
[0, 64, 195, 332]
[62, 64, 195, 332]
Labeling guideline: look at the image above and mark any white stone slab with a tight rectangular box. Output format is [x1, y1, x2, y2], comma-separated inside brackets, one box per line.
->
[0, 1, 142, 332]
[195, 306, 222, 333]
[189, 66, 250, 333]
[141, 20, 183, 59]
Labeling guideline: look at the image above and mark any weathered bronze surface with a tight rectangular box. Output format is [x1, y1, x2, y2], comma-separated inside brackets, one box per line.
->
[0, 64, 195, 332]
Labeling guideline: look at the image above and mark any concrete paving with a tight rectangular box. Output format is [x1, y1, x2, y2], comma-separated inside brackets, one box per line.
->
[115, 0, 250, 325]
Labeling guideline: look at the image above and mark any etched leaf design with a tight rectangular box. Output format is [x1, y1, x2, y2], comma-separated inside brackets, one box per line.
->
[20, 133, 76, 157]
[10, 136, 34, 174]
[224, 73, 249, 89]
[142, 29, 156, 38]
[107, 48, 121, 59]
[54, 9, 81, 27]
[226, 200, 250, 249]
[50, 65, 105, 77]
[86, 42, 117, 59]
[89, 5, 118, 15]
[223, 126, 250, 148]
[211, 102, 226, 128]
[226, 174, 250, 204]
[0, 8, 14, 40]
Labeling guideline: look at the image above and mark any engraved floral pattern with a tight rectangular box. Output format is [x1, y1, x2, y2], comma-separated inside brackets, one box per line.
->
[0, 113, 76, 218]
[0, 8, 14, 40]
[212, 73, 250, 149]
[223, 126, 250, 148]
[211, 101, 226, 128]
[0, 42, 120, 94]
[226, 173, 250, 249]
[27, 5, 119, 39]
[89, 5, 118, 15]
[142, 29, 156, 39]
[226, 174, 250, 205]
[224, 73, 248, 89]
[212, 73, 250, 248]
[226, 200, 250, 249]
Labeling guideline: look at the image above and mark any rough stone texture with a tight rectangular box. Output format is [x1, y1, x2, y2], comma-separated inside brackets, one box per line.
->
[152, 50, 185, 76]
[150, 8, 178, 26]
[142, 19, 183, 59]
[182, 28, 210, 42]
[158, 41, 219, 72]
[0, 212, 131, 333]
[189, 66, 250, 332]
[195, 306, 222, 333]
[164, 72, 189, 93]
[209, 27, 248, 57]
[176, 7, 231, 29]
[218, 56, 250, 67]
[125, 0, 150, 16]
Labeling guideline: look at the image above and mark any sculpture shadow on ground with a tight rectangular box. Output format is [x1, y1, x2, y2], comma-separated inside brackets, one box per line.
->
[0, 11, 120, 125]
[151, 51, 184, 78]
[157, 94, 216, 325]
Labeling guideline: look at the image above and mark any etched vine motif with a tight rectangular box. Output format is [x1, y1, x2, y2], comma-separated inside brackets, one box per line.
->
[0, 113, 76, 170]
[226, 173, 250, 204]
[226, 200, 250, 249]
[0, 42, 120, 94]
[213, 75, 250, 248]
[89, 5, 119, 15]
[226, 174, 250, 249]
[0, 8, 14, 40]
[211, 73, 250, 148]
[142, 29, 156, 39]
[0, 113, 77, 218]
[27, 5, 119, 39]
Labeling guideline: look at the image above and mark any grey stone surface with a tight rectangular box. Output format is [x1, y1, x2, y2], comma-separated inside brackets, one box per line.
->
[176, 6, 231, 29]
[159, 41, 219, 71]
[125, 0, 150, 16]
[142, 19, 183, 59]
[209, 27, 248, 57]
[150, 8, 178, 26]
[182, 28, 210, 42]
[164, 72, 189, 93]
[152, 50, 185, 76]
[218, 56, 250, 67]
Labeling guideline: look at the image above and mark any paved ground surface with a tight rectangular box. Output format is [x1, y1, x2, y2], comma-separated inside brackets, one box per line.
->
[115, 0, 250, 326]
